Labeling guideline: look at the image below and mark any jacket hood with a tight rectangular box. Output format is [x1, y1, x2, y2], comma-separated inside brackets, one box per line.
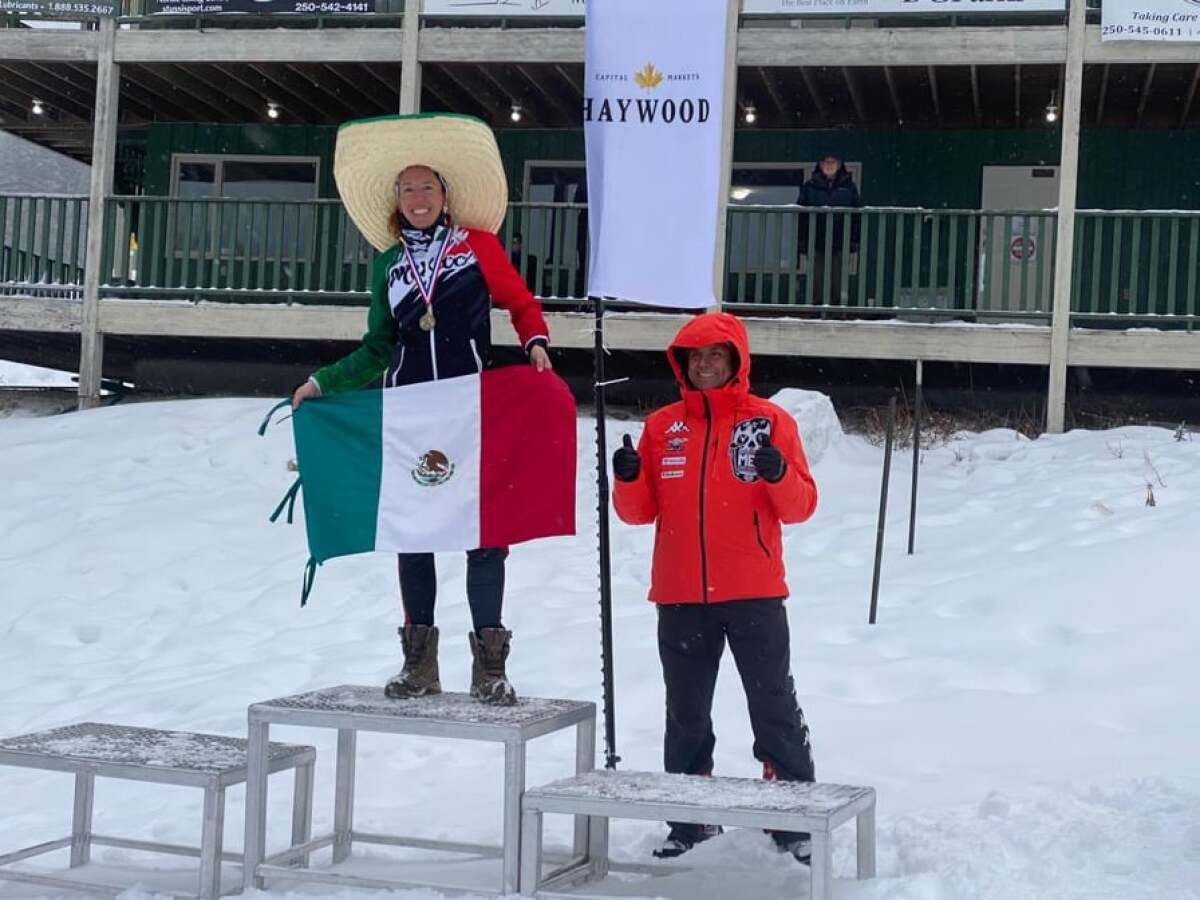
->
[667, 312, 751, 397]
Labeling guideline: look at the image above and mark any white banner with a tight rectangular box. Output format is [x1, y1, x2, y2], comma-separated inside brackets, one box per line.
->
[744, 0, 1063, 11]
[423, 0, 583, 15]
[584, 0, 729, 309]
[1102, 0, 1200, 41]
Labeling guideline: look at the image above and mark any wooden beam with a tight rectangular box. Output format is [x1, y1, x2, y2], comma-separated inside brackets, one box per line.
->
[799, 67, 829, 124]
[842, 66, 868, 126]
[926, 65, 942, 127]
[1181, 65, 1200, 128]
[157, 63, 264, 122]
[0, 30, 98, 63]
[739, 26, 1067, 67]
[1135, 63, 1157, 128]
[0, 65, 94, 120]
[122, 64, 236, 123]
[420, 65, 494, 120]
[420, 28, 583, 64]
[553, 63, 583, 94]
[1095, 63, 1109, 127]
[969, 64, 981, 127]
[756, 67, 789, 123]
[1084, 25, 1200, 63]
[238, 64, 335, 124]
[58, 61, 190, 123]
[883, 66, 905, 126]
[516, 64, 575, 123]
[115, 29, 406, 65]
[438, 64, 508, 122]
[271, 62, 372, 119]
[316, 64, 395, 115]
[475, 65, 545, 126]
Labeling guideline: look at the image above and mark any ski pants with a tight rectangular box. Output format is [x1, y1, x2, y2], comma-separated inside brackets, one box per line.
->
[657, 597, 815, 782]
[397, 547, 508, 633]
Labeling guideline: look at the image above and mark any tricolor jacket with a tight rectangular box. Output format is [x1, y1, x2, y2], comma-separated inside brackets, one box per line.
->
[311, 225, 549, 394]
[613, 313, 818, 605]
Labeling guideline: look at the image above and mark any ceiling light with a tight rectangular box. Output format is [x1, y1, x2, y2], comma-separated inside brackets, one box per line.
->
[743, 104, 757, 125]
[267, 102, 281, 120]
[1045, 92, 1059, 124]
[31, 99, 44, 116]
[730, 187, 752, 201]
[510, 103, 523, 123]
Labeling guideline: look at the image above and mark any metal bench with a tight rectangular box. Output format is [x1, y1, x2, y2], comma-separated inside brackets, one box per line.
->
[242, 684, 596, 896]
[520, 770, 876, 899]
[0, 722, 315, 899]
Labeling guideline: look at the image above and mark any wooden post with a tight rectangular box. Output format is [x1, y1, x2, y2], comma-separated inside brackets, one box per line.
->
[78, 16, 119, 410]
[1045, 0, 1086, 434]
[399, 0, 422, 114]
[710, 0, 740, 311]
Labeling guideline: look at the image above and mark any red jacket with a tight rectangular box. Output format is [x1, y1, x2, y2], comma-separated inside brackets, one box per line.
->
[613, 313, 818, 604]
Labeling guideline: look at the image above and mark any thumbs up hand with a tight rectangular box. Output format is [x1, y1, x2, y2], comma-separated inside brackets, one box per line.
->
[612, 434, 642, 483]
[752, 434, 787, 483]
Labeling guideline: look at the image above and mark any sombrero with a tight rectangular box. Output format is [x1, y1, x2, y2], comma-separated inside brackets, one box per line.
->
[334, 113, 508, 252]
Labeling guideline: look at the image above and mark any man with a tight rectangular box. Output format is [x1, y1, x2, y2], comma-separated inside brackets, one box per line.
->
[797, 153, 861, 304]
[611, 312, 819, 862]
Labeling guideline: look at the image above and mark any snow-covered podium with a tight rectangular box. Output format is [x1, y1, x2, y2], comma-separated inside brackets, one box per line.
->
[0, 722, 315, 899]
[520, 770, 876, 900]
[242, 685, 596, 895]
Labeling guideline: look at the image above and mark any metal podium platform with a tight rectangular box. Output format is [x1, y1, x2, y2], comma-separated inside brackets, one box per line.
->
[0, 722, 315, 899]
[242, 685, 596, 895]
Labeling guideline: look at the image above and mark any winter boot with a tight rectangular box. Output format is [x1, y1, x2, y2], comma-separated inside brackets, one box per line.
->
[468, 627, 517, 706]
[771, 831, 812, 864]
[652, 823, 722, 859]
[384, 625, 441, 699]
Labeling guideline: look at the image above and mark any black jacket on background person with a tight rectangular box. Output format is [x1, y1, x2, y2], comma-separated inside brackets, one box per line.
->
[796, 164, 862, 254]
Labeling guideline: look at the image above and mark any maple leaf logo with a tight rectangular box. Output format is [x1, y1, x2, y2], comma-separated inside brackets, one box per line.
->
[633, 63, 664, 90]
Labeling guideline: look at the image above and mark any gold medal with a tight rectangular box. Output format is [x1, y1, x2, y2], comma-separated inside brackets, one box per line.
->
[419, 310, 436, 331]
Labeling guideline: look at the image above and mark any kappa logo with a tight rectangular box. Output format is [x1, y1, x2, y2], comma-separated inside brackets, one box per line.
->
[665, 421, 690, 435]
[412, 450, 455, 487]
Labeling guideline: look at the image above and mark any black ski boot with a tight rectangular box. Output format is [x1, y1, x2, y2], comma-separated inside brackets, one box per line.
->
[652, 823, 722, 859]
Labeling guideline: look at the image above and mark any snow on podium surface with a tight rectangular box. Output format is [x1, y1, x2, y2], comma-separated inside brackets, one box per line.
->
[0, 391, 1198, 898]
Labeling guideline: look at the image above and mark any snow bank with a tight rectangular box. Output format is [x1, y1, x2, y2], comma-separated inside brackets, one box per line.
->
[768, 387, 843, 464]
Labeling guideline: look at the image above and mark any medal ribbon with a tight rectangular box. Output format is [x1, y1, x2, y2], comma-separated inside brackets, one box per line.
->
[402, 227, 453, 317]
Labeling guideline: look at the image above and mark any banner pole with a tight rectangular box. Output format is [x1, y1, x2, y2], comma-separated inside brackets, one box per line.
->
[869, 395, 897, 625]
[907, 359, 923, 555]
[593, 296, 619, 769]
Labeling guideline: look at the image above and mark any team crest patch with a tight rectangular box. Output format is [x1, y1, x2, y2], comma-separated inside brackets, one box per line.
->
[412, 450, 455, 486]
[729, 417, 772, 483]
[666, 437, 688, 451]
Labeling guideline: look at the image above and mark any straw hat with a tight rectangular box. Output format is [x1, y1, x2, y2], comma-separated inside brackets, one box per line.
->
[334, 113, 508, 252]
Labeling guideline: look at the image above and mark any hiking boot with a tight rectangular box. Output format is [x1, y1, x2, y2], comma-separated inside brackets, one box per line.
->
[770, 831, 812, 865]
[652, 823, 722, 859]
[468, 627, 517, 706]
[384, 625, 441, 699]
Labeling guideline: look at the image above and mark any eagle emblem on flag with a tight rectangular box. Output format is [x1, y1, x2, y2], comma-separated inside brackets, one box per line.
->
[412, 450, 455, 486]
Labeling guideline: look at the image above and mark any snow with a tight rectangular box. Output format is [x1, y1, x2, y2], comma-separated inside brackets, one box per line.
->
[0, 360, 77, 388]
[0, 391, 1198, 899]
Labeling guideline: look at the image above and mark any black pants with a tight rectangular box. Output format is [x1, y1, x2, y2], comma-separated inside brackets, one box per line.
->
[397, 548, 507, 633]
[658, 598, 815, 798]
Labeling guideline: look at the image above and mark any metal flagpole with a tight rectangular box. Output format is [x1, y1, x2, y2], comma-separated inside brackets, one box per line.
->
[869, 395, 898, 625]
[593, 295, 619, 769]
[907, 359, 923, 555]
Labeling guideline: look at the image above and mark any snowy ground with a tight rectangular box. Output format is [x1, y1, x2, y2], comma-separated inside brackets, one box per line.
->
[1, 389, 1198, 900]
[0, 361, 77, 389]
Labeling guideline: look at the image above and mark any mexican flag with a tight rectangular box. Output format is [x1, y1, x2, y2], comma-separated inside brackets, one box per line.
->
[278, 366, 577, 603]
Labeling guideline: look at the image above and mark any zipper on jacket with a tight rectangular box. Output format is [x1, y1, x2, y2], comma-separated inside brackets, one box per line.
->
[469, 338, 483, 373]
[698, 394, 713, 603]
[753, 511, 771, 559]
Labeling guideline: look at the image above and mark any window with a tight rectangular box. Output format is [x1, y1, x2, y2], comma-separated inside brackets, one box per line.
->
[169, 155, 320, 258]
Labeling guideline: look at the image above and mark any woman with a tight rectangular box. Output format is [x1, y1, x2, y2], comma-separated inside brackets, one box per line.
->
[292, 114, 552, 706]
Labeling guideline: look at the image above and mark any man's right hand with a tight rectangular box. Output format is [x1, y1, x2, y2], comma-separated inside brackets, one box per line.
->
[612, 434, 641, 482]
[292, 380, 320, 410]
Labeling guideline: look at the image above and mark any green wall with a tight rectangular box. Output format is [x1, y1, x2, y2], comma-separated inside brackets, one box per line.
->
[140, 123, 1200, 210]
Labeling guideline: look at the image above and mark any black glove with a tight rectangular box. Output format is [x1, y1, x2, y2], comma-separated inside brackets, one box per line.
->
[753, 436, 786, 483]
[612, 434, 641, 482]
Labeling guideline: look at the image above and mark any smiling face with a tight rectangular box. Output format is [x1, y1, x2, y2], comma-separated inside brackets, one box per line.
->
[687, 343, 734, 391]
[819, 156, 840, 178]
[395, 165, 446, 230]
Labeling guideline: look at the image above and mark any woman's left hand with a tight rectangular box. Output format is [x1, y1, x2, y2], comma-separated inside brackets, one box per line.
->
[529, 345, 552, 372]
